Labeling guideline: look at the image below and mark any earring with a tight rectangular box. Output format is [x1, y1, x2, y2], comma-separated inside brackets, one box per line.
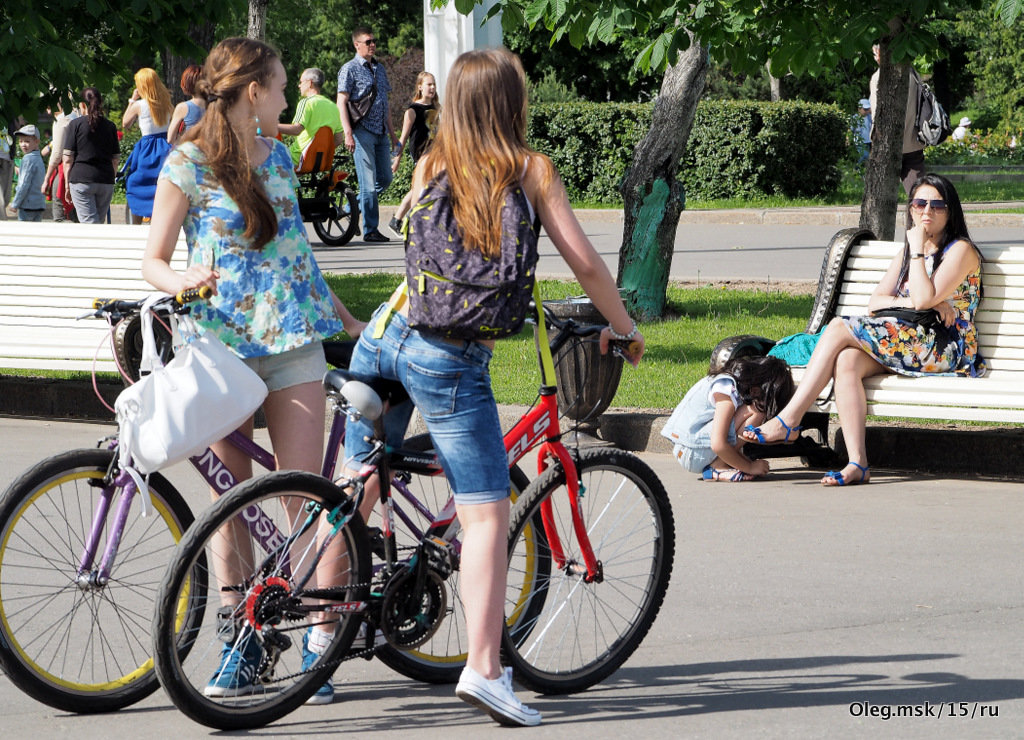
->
[254, 115, 262, 136]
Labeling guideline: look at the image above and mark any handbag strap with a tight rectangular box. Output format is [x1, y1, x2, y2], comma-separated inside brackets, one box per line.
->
[139, 293, 168, 374]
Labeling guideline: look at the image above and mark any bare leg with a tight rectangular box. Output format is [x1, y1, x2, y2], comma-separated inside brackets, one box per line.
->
[456, 498, 510, 679]
[705, 405, 764, 481]
[742, 317, 865, 444]
[208, 418, 256, 605]
[821, 347, 886, 486]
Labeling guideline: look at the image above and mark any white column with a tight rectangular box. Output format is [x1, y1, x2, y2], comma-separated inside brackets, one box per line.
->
[423, 0, 503, 103]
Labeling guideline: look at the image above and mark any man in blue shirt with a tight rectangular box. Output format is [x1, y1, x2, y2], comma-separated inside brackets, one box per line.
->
[337, 26, 398, 242]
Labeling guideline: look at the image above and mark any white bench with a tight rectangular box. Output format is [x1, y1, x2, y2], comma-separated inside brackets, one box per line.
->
[0, 221, 186, 373]
[797, 227, 1024, 423]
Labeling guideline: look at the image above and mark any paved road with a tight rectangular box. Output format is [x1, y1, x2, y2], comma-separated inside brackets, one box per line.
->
[312, 207, 1024, 284]
[1, 418, 1022, 738]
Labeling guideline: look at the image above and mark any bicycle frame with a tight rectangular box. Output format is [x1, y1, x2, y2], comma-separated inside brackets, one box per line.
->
[78, 405, 456, 588]
[502, 307, 600, 582]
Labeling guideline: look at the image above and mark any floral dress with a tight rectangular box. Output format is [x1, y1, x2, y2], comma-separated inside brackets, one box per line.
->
[841, 242, 985, 377]
[159, 138, 342, 358]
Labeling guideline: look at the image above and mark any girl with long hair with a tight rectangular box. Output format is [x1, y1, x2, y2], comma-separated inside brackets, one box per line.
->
[122, 67, 174, 221]
[388, 71, 440, 233]
[142, 37, 365, 698]
[743, 174, 985, 485]
[344, 48, 645, 726]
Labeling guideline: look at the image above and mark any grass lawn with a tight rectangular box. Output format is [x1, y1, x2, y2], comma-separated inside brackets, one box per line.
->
[324, 273, 813, 411]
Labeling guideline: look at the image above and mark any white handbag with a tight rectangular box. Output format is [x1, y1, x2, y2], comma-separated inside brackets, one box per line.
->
[115, 294, 268, 476]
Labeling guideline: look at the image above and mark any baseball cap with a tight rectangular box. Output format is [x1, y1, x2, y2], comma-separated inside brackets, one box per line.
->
[858, 99, 870, 109]
[14, 124, 39, 138]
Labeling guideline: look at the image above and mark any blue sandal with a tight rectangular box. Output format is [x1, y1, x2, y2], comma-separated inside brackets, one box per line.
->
[822, 461, 870, 486]
[743, 416, 803, 445]
[701, 464, 749, 482]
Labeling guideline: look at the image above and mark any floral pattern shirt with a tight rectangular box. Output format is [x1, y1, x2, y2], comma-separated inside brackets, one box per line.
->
[159, 138, 342, 357]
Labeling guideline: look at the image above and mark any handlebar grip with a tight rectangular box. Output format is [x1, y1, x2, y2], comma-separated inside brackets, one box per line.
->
[175, 286, 213, 304]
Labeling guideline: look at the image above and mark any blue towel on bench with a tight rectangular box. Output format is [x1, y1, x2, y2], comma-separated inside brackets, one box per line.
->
[767, 329, 825, 367]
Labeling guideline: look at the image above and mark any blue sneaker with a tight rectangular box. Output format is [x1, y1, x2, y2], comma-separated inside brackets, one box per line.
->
[302, 628, 335, 705]
[204, 632, 263, 697]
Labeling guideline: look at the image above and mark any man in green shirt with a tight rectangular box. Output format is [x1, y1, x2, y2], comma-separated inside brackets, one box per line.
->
[279, 68, 343, 167]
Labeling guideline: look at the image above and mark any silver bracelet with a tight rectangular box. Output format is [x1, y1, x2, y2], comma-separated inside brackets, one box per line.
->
[608, 319, 638, 341]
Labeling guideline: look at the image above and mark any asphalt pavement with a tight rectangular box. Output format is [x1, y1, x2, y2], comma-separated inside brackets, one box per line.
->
[1, 417, 1023, 739]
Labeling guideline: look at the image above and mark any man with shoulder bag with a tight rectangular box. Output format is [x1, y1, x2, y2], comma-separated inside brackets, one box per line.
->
[337, 25, 398, 243]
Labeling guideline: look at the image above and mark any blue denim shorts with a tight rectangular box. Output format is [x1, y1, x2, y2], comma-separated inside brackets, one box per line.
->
[343, 306, 510, 505]
[241, 341, 327, 392]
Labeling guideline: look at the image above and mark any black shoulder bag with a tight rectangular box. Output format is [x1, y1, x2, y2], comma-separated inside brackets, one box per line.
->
[346, 61, 378, 127]
[870, 307, 956, 355]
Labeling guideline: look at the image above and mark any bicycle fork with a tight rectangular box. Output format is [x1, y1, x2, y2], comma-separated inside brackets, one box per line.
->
[537, 442, 603, 583]
[77, 467, 138, 589]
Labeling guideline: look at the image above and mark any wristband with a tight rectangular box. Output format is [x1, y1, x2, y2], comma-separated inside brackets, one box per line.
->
[608, 320, 638, 341]
[910, 253, 925, 259]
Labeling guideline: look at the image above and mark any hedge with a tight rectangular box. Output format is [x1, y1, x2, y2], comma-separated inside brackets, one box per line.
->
[387, 99, 846, 205]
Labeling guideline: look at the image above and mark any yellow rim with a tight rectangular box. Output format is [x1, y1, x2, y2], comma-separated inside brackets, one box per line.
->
[0, 467, 185, 692]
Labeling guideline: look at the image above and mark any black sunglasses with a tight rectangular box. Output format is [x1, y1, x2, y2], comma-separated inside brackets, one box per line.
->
[360, 38, 377, 45]
[910, 198, 948, 211]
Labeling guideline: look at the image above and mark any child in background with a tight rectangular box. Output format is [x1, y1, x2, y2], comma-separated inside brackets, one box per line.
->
[388, 71, 439, 236]
[662, 355, 794, 482]
[9, 125, 47, 221]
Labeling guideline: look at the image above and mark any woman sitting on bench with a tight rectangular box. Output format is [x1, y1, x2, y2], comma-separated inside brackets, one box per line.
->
[743, 174, 985, 486]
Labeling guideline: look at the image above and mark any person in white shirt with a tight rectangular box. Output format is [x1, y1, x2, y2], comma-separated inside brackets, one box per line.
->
[952, 116, 971, 142]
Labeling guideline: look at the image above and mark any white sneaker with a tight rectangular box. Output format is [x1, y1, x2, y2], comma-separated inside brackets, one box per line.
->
[455, 666, 542, 727]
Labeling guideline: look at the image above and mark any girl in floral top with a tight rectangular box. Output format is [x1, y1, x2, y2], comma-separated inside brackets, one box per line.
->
[743, 174, 984, 486]
[142, 37, 364, 699]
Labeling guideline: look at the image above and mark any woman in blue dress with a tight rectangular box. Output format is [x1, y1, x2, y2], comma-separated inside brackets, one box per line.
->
[743, 174, 984, 486]
[122, 67, 173, 222]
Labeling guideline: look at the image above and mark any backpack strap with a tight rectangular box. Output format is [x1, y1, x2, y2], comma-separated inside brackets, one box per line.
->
[372, 281, 410, 339]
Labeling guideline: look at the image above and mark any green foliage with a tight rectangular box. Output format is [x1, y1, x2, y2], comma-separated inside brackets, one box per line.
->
[0, 0, 238, 128]
[520, 100, 846, 204]
[527, 102, 651, 203]
[956, 7, 1024, 136]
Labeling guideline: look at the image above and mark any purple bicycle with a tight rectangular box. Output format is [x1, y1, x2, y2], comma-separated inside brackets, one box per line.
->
[0, 292, 530, 713]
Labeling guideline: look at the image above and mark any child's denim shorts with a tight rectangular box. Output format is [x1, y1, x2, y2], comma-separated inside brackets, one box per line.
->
[343, 306, 510, 505]
[673, 443, 715, 474]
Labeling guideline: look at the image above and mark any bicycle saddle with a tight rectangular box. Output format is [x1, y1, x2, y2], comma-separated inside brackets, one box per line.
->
[322, 366, 410, 408]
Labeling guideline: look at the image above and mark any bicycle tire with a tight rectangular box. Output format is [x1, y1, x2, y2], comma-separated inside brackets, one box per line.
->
[374, 434, 545, 684]
[312, 187, 359, 246]
[0, 448, 199, 713]
[503, 447, 674, 694]
[153, 470, 370, 730]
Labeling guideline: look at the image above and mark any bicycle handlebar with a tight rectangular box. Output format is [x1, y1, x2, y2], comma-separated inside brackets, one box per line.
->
[534, 302, 640, 361]
[86, 287, 213, 321]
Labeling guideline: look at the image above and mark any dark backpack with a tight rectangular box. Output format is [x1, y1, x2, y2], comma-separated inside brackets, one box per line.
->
[914, 71, 952, 147]
[405, 171, 540, 341]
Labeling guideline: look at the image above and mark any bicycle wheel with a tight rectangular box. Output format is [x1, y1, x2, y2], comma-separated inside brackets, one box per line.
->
[373, 434, 545, 684]
[153, 470, 370, 730]
[503, 447, 674, 694]
[0, 448, 198, 713]
[312, 187, 359, 246]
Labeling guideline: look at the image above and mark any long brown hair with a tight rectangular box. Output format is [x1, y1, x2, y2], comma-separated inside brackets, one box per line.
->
[187, 37, 277, 249]
[419, 49, 552, 258]
[134, 68, 173, 127]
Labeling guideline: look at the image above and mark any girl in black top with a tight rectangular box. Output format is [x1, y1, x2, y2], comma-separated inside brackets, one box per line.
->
[62, 87, 120, 223]
[388, 72, 439, 234]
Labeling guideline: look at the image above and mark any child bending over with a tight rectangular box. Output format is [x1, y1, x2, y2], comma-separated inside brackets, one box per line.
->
[662, 355, 794, 482]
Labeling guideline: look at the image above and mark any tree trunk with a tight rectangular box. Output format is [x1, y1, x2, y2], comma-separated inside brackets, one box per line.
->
[860, 29, 910, 240]
[768, 63, 781, 102]
[617, 37, 708, 320]
[164, 23, 216, 103]
[248, 0, 270, 40]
